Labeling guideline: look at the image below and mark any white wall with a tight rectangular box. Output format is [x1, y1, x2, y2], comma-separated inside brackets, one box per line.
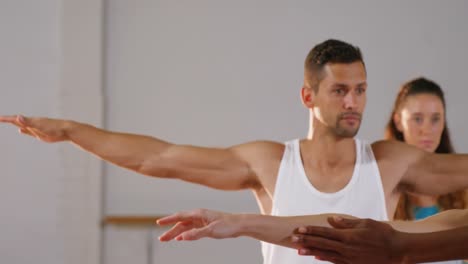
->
[59, 0, 103, 263]
[0, 1, 63, 263]
[0, 1, 102, 264]
[104, 0, 468, 263]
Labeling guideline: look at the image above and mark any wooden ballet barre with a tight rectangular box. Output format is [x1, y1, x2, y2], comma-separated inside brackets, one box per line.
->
[103, 215, 167, 264]
[102, 215, 166, 227]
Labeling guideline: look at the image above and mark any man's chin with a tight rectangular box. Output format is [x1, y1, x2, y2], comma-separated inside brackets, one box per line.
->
[335, 127, 359, 137]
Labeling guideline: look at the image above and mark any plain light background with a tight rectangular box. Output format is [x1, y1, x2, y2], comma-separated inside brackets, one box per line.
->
[1, 1, 467, 263]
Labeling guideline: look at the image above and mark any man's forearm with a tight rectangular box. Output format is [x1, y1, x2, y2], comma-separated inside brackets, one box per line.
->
[391, 209, 468, 233]
[236, 214, 343, 249]
[65, 121, 171, 173]
[399, 226, 468, 263]
[410, 152, 468, 195]
[236, 210, 468, 250]
[394, 210, 468, 262]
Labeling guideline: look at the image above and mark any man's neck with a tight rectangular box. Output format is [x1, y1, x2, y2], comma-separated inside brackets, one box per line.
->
[303, 128, 356, 167]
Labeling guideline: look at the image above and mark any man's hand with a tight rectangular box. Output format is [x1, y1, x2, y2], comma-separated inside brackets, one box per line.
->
[292, 217, 404, 264]
[157, 209, 242, 241]
[0, 115, 70, 142]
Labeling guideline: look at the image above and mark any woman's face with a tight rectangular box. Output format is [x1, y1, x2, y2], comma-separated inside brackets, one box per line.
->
[395, 93, 445, 153]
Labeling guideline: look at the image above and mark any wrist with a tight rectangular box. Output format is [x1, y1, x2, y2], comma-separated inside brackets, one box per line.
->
[62, 120, 78, 140]
[233, 214, 255, 237]
[391, 230, 410, 263]
[394, 231, 424, 264]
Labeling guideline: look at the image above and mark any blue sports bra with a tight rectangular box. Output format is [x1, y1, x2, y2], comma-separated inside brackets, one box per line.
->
[412, 205, 440, 220]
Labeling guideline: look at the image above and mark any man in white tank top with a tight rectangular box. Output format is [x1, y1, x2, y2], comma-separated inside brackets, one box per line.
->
[2, 39, 468, 264]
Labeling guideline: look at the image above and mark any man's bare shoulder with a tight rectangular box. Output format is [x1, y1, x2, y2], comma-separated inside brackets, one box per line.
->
[371, 140, 410, 160]
[231, 141, 286, 193]
[371, 139, 422, 167]
[370, 140, 420, 197]
[231, 140, 285, 161]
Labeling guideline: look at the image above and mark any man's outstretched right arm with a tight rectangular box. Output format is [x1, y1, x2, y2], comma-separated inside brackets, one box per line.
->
[157, 208, 468, 264]
[0, 115, 281, 190]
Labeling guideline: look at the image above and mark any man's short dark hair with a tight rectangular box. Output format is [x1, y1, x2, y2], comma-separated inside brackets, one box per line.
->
[304, 39, 364, 92]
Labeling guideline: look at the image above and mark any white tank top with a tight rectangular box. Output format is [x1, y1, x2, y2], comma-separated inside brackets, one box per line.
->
[261, 139, 389, 264]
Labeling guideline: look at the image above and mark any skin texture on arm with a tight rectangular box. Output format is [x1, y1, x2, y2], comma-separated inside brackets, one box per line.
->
[0, 115, 283, 191]
[391, 209, 468, 233]
[399, 226, 468, 263]
[296, 209, 468, 264]
[156, 208, 349, 249]
[157, 209, 468, 264]
[373, 140, 468, 196]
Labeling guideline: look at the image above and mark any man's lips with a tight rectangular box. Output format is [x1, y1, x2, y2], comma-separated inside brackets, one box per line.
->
[340, 114, 361, 121]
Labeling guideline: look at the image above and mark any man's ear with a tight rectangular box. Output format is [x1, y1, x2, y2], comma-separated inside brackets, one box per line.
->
[301, 86, 315, 109]
[393, 113, 403, 132]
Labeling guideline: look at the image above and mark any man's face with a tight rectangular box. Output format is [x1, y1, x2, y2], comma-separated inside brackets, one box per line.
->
[312, 62, 367, 137]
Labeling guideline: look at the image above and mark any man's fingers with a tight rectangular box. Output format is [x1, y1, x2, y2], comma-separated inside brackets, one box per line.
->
[292, 234, 345, 251]
[177, 226, 211, 241]
[18, 126, 52, 142]
[15, 115, 29, 127]
[0, 115, 17, 123]
[158, 209, 210, 226]
[1, 115, 37, 130]
[158, 221, 194, 241]
[298, 247, 345, 263]
[30, 127, 55, 140]
[0, 115, 23, 127]
[327, 216, 361, 229]
[315, 255, 348, 264]
[19, 128, 34, 136]
[17, 115, 27, 125]
[316, 256, 348, 264]
[295, 226, 344, 241]
[26, 127, 45, 139]
[157, 212, 194, 226]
